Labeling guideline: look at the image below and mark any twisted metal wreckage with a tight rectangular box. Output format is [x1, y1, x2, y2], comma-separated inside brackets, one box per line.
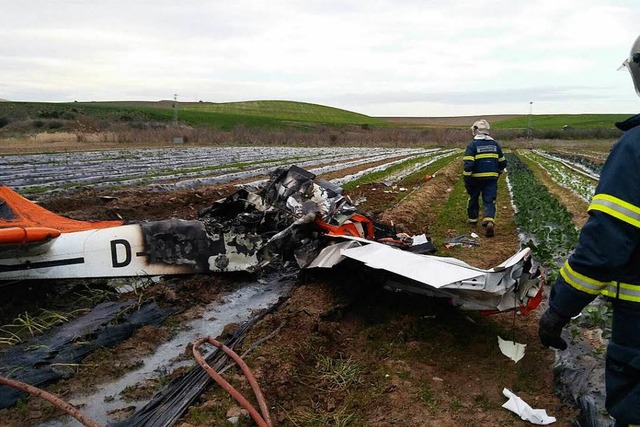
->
[0, 165, 543, 314]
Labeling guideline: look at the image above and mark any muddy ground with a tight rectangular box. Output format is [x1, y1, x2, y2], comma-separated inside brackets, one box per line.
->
[0, 148, 579, 427]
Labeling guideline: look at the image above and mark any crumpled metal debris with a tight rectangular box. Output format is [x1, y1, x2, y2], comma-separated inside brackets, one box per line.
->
[0, 165, 543, 315]
[195, 165, 409, 271]
[313, 236, 542, 313]
[444, 233, 480, 249]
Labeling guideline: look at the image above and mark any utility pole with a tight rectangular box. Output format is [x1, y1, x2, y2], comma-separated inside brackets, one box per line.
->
[173, 93, 178, 126]
[527, 101, 533, 139]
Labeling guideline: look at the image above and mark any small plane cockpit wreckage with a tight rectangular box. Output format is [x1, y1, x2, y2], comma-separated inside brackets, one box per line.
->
[0, 165, 543, 314]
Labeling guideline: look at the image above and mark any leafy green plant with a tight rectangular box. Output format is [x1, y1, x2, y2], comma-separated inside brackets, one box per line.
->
[0, 308, 88, 346]
[0, 328, 22, 346]
[450, 397, 463, 412]
[580, 304, 613, 331]
[506, 153, 579, 270]
[294, 406, 358, 427]
[12, 312, 48, 336]
[417, 383, 439, 411]
[315, 355, 361, 391]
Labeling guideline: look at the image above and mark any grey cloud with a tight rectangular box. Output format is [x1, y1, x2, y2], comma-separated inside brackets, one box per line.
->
[330, 86, 616, 106]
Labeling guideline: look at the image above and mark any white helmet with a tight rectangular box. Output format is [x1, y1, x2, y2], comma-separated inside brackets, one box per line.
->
[620, 34, 640, 96]
[471, 119, 490, 135]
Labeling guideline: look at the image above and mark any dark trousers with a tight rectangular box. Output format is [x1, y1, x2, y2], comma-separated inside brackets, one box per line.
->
[464, 178, 497, 223]
[606, 300, 640, 425]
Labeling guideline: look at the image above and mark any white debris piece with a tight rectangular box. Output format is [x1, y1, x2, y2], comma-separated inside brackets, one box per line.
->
[341, 242, 481, 287]
[307, 241, 360, 268]
[498, 336, 526, 363]
[411, 234, 429, 246]
[502, 388, 556, 425]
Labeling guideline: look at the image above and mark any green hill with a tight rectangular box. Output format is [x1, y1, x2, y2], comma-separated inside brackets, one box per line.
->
[0, 100, 384, 131]
[0, 99, 633, 136]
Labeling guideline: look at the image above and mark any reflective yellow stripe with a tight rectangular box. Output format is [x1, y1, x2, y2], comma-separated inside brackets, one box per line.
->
[463, 171, 472, 176]
[470, 172, 499, 178]
[498, 156, 506, 162]
[463, 156, 475, 161]
[561, 261, 640, 303]
[588, 194, 640, 229]
[483, 217, 494, 222]
[475, 153, 499, 160]
[560, 261, 608, 295]
[602, 282, 640, 303]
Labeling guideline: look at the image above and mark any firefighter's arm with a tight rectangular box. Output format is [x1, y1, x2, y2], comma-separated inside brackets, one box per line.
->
[549, 135, 640, 317]
[463, 142, 475, 177]
[497, 145, 507, 172]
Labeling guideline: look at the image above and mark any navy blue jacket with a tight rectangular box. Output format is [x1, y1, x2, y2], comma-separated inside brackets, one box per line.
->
[548, 113, 640, 425]
[463, 136, 507, 180]
[550, 113, 640, 316]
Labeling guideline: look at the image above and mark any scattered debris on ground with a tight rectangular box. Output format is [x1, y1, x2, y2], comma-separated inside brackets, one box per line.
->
[0, 159, 582, 426]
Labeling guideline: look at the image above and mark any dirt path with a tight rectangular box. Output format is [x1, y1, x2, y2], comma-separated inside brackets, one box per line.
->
[188, 163, 576, 426]
[377, 157, 461, 235]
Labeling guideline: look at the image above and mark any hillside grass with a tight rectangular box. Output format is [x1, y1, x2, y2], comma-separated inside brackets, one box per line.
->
[0, 100, 384, 131]
[492, 114, 630, 130]
[0, 100, 633, 142]
[1, 101, 633, 130]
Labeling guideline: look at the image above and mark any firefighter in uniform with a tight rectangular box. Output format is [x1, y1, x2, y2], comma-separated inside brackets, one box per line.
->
[463, 119, 507, 237]
[538, 34, 640, 426]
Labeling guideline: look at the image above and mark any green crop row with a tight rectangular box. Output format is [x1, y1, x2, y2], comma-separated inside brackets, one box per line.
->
[521, 151, 597, 202]
[505, 153, 580, 274]
[545, 150, 605, 174]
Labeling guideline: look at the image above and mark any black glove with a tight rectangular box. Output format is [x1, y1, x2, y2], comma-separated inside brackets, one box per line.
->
[538, 307, 571, 350]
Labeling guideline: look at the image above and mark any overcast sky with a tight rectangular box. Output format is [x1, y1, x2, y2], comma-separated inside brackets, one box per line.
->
[2, 1, 639, 117]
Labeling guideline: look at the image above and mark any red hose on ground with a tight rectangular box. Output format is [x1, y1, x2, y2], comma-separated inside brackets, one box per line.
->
[0, 375, 100, 427]
[192, 336, 273, 427]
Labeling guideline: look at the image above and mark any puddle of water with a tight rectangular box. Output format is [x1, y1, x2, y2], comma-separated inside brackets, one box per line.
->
[40, 280, 293, 427]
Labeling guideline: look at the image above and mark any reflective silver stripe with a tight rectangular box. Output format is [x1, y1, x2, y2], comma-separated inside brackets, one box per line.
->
[602, 282, 640, 303]
[589, 194, 640, 229]
[560, 261, 606, 295]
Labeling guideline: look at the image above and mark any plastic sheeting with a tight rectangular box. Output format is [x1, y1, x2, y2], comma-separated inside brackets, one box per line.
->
[0, 300, 172, 408]
[112, 286, 291, 427]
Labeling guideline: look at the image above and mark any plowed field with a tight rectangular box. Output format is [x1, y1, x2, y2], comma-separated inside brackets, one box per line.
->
[1, 139, 613, 426]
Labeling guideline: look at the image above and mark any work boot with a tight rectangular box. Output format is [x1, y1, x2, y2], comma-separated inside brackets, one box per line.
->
[483, 221, 495, 237]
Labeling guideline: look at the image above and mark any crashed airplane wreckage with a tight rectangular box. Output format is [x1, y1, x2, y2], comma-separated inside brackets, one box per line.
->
[0, 166, 543, 313]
